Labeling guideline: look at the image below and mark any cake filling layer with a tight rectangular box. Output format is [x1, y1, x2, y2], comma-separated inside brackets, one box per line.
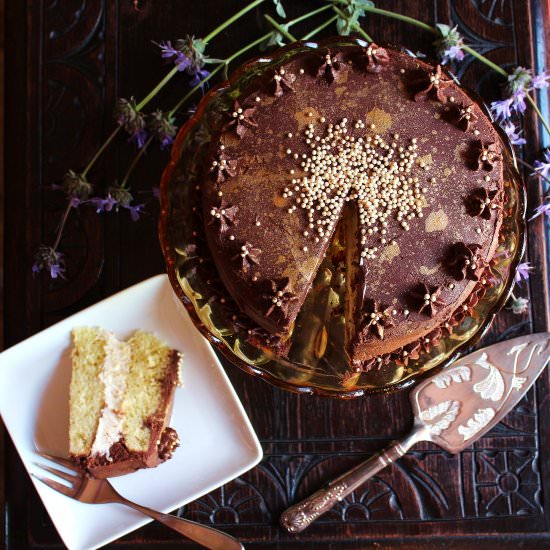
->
[91, 334, 131, 457]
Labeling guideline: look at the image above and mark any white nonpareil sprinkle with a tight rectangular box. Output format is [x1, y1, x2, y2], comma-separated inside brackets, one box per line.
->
[280, 118, 426, 260]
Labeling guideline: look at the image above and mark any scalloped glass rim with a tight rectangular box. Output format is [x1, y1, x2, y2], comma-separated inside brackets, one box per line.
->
[159, 37, 527, 399]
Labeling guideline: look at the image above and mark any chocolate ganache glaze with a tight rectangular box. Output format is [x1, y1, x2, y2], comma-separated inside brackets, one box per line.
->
[185, 41, 504, 370]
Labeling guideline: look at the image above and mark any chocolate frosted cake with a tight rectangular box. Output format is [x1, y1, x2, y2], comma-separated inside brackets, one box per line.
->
[69, 328, 182, 478]
[170, 40, 505, 373]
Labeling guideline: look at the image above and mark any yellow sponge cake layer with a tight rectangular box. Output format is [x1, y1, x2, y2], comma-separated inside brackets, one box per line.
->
[123, 331, 176, 452]
[69, 327, 110, 456]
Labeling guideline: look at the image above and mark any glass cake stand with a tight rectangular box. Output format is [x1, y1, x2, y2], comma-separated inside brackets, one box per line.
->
[159, 38, 526, 398]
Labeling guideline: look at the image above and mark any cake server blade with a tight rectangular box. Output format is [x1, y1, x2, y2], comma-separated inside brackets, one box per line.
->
[280, 333, 550, 533]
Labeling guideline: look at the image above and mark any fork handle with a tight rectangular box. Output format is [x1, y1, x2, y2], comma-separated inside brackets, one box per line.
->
[280, 424, 428, 534]
[119, 498, 244, 550]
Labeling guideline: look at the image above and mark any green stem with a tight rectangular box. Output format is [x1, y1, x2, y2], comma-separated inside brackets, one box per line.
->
[136, 66, 179, 111]
[52, 201, 74, 251]
[203, 0, 266, 44]
[82, 126, 121, 177]
[287, 4, 332, 26]
[264, 14, 297, 41]
[301, 15, 338, 41]
[332, 6, 373, 41]
[363, 5, 436, 34]
[121, 136, 154, 187]
[225, 32, 273, 63]
[526, 92, 550, 137]
[462, 45, 506, 76]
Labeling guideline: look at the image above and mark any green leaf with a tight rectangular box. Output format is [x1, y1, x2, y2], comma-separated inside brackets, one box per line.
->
[192, 37, 207, 54]
[336, 17, 347, 35]
[274, 0, 286, 18]
[435, 23, 451, 38]
[331, 0, 374, 34]
[204, 56, 225, 65]
[260, 30, 286, 51]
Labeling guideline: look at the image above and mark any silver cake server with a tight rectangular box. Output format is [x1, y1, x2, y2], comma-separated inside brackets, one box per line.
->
[281, 333, 550, 533]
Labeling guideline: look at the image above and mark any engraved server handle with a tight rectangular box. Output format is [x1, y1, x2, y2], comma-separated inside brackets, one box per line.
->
[280, 424, 429, 534]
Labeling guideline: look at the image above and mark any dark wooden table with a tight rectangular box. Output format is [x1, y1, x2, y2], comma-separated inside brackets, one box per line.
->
[3, 0, 550, 547]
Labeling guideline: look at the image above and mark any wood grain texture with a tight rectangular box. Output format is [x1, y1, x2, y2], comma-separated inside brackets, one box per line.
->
[2, 0, 549, 547]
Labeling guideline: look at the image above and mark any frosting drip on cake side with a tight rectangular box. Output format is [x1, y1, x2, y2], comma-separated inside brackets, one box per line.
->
[91, 333, 131, 458]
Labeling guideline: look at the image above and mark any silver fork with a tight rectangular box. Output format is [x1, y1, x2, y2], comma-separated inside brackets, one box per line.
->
[32, 451, 244, 550]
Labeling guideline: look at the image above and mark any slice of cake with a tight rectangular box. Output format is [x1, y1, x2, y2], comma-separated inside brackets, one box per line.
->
[69, 327, 182, 478]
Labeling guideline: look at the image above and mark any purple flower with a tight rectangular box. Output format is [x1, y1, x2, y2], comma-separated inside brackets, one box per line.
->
[491, 67, 532, 122]
[532, 70, 550, 90]
[502, 121, 526, 146]
[130, 127, 148, 149]
[434, 24, 465, 64]
[490, 97, 514, 122]
[157, 40, 179, 59]
[62, 170, 93, 201]
[148, 110, 177, 150]
[156, 40, 192, 72]
[157, 36, 215, 89]
[515, 261, 534, 283]
[126, 203, 145, 222]
[152, 186, 160, 200]
[92, 185, 144, 221]
[114, 97, 147, 148]
[510, 88, 527, 114]
[507, 66, 532, 94]
[32, 246, 66, 279]
[529, 201, 550, 221]
[532, 149, 550, 180]
[443, 45, 464, 63]
[91, 194, 118, 213]
[508, 295, 529, 315]
[190, 67, 211, 89]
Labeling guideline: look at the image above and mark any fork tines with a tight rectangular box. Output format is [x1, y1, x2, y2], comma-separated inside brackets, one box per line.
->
[32, 451, 82, 497]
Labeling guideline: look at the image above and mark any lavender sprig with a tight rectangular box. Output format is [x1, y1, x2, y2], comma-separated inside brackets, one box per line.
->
[491, 67, 550, 123]
[515, 262, 534, 284]
[155, 36, 219, 89]
[502, 121, 526, 146]
[114, 97, 148, 148]
[508, 294, 530, 315]
[32, 246, 66, 280]
[92, 184, 145, 222]
[62, 170, 93, 201]
[434, 24, 464, 64]
[532, 149, 550, 180]
[32, 0, 272, 279]
[148, 110, 178, 149]
[529, 198, 550, 221]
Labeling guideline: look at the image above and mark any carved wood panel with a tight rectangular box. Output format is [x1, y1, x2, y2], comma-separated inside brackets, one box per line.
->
[3, 0, 549, 546]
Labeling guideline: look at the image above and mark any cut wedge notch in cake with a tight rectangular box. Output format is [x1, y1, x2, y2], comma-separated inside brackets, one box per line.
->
[69, 327, 182, 478]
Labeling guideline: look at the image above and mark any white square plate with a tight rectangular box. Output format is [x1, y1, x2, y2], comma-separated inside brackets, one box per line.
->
[0, 274, 263, 549]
